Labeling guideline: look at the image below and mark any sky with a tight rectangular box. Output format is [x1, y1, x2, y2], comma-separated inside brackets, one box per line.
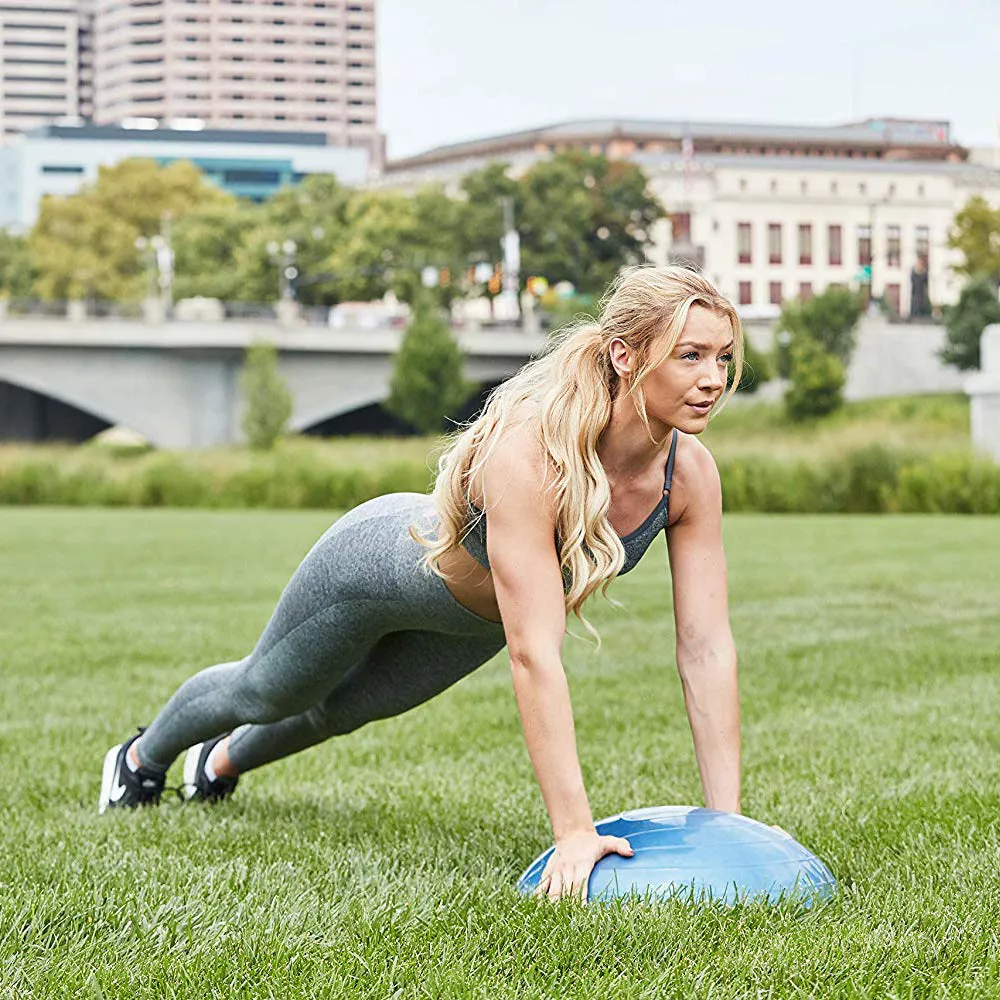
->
[377, 0, 1000, 160]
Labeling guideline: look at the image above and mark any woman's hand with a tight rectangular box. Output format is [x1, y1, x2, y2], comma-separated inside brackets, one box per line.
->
[535, 829, 634, 903]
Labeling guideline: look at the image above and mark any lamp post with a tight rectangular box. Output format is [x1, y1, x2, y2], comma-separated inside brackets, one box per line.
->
[266, 239, 298, 302]
[135, 232, 172, 323]
[267, 239, 300, 326]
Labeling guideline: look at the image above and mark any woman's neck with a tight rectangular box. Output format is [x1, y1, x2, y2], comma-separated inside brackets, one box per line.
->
[597, 395, 673, 479]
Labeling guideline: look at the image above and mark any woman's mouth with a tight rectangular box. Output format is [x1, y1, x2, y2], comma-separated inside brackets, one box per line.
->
[687, 400, 714, 414]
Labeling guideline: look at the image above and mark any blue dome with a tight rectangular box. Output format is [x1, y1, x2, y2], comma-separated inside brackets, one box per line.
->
[517, 806, 836, 905]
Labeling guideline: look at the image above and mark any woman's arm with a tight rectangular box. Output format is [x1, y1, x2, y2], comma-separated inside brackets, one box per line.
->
[479, 421, 632, 897]
[666, 440, 741, 813]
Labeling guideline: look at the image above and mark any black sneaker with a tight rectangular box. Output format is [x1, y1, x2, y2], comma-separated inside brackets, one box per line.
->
[98, 731, 165, 814]
[182, 734, 238, 803]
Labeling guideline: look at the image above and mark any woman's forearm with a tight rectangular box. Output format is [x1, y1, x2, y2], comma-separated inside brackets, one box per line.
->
[509, 654, 594, 840]
[677, 644, 741, 813]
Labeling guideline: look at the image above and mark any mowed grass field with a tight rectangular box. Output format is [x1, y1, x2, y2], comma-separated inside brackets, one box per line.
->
[1, 508, 999, 998]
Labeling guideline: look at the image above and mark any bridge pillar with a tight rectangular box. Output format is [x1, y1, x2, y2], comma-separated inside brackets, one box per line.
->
[966, 324, 1000, 463]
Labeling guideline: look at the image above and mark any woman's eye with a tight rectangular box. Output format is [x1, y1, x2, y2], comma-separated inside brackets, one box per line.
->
[719, 353, 734, 364]
[682, 352, 699, 361]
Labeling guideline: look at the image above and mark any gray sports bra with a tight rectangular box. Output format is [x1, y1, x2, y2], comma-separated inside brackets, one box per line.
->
[460, 428, 679, 578]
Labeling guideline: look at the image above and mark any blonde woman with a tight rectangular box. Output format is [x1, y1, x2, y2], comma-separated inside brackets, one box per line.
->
[99, 265, 743, 902]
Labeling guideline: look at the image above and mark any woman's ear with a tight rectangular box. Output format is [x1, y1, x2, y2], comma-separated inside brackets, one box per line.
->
[608, 338, 632, 379]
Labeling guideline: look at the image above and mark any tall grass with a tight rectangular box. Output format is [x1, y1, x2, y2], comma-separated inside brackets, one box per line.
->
[0, 395, 996, 513]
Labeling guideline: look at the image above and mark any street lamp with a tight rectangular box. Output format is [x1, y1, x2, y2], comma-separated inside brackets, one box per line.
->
[266, 238, 298, 301]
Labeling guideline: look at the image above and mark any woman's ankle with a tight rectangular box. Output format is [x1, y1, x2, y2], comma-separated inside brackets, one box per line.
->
[207, 736, 239, 781]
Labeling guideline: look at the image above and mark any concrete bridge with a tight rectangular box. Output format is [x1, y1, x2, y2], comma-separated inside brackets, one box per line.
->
[0, 320, 547, 447]
[0, 315, 973, 448]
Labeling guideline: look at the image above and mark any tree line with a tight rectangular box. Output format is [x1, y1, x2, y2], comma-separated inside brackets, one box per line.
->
[0, 152, 664, 307]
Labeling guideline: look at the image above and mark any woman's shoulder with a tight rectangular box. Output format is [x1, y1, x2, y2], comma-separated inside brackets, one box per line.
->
[471, 401, 557, 509]
[669, 433, 722, 523]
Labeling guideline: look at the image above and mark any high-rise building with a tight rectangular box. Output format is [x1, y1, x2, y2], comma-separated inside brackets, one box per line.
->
[0, 2, 90, 142]
[93, 0, 380, 162]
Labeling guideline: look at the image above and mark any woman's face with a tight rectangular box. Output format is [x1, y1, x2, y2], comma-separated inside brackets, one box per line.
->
[615, 305, 735, 436]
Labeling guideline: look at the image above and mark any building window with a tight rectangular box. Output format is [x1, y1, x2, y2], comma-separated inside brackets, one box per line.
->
[915, 225, 930, 265]
[828, 224, 842, 266]
[42, 164, 84, 174]
[767, 223, 782, 265]
[798, 224, 812, 265]
[886, 225, 901, 267]
[737, 222, 752, 265]
[769, 281, 783, 305]
[799, 282, 813, 300]
[738, 281, 752, 305]
[857, 225, 871, 267]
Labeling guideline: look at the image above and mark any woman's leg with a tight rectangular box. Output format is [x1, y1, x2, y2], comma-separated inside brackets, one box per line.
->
[224, 627, 506, 773]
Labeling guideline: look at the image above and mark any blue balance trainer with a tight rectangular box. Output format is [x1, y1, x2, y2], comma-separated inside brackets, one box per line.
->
[517, 806, 836, 905]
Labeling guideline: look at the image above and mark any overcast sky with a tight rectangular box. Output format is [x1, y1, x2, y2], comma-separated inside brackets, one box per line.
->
[377, 0, 999, 160]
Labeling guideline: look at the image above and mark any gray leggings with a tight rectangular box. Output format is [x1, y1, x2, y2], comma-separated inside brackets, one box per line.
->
[137, 494, 507, 774]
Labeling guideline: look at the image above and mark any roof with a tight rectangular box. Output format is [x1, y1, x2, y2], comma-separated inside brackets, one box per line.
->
[387, 116, 962, 172]
[25, 124, 330, 147]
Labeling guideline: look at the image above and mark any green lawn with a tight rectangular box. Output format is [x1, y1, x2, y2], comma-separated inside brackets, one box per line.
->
[2, 508, 999, 998]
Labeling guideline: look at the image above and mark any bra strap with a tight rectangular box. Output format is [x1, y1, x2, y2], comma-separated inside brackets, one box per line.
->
[663, 428, 679, 495]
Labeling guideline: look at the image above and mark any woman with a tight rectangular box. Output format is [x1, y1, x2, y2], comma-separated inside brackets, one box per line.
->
[99, 265, 743, 902]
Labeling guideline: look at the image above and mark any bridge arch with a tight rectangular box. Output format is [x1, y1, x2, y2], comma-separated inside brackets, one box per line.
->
[0, 379, 113, 443]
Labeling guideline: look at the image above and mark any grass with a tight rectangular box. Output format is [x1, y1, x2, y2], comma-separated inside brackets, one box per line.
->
[0, 393, 976, 478]
[702, 392, 972, 461]
[2, 507, 1000, 997]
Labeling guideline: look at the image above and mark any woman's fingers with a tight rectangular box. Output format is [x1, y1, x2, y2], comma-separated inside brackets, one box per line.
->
[603, 835, 634, 857]
[545, 869, 564, 900]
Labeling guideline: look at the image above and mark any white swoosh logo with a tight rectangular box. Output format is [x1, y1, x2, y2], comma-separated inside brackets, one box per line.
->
[109, 773, 128, 802]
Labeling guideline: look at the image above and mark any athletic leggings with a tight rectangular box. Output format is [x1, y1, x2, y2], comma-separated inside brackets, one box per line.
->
[136, 494, 507, 775]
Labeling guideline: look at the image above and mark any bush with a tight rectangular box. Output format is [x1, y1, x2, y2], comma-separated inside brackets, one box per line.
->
[733, 337, 773, 394]
[784, 337, 845, 421]
[240, 341, 293, 451]
[940, 275, 1000, 371]
[386, 296, 476, 434]
[777, 287, 864, 366]
[1, 438, 997, 515]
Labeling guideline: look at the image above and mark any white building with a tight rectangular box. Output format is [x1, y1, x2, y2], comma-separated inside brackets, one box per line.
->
[0, 121, 369, 231]
[378, 118, 1000, 317]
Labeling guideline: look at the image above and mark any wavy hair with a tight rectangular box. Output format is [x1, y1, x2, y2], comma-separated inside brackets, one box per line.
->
[415, 265, 744, 638]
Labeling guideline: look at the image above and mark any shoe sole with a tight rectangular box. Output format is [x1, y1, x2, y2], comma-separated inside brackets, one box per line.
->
[181, 742, 205, 801]
[98, 743, 123, 815]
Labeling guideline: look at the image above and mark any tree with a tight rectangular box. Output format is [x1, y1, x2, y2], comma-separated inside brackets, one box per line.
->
[732, 336, 773, 394]
[784, 336, 845, 421]
[172, 199, 262, 302]
[939, 275, 1000, 371]
[246, 174, 352, 306]
[385, 296, 475, 433]
[949, 195, 1000, 285]
[775, 286, 864, 373]
[29, 159, 230, 302]
[0, 229, 36, 298]
[240, 341, 293, 450]
[518, 152, 665, 295]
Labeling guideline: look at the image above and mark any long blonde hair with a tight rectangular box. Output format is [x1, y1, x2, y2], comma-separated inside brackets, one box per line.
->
[416, 265, 744, 634]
